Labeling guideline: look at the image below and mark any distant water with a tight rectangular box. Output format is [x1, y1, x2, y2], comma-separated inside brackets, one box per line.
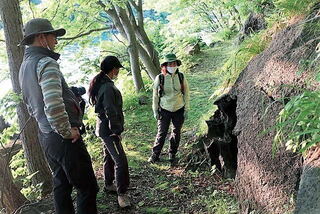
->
[0, 45, 100, 98]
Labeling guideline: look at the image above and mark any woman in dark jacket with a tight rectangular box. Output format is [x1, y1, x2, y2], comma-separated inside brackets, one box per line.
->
[88, 56, 130, 208]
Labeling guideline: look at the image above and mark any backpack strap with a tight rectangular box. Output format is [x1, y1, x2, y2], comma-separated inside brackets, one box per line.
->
[158, 73, 164, 97]
[177, 71, 184, 95]
[158, 72, 184, 97]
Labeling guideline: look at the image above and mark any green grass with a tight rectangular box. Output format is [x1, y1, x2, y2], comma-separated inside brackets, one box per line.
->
[103, 42, 240, 213]
[274, 0, 319, 16]
[84, 42, 240, 213]
[192, 189, 239, 214]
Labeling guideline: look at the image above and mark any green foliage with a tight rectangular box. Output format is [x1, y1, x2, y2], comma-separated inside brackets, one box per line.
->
[10, 150, 43, 200]
[213, 28, 238, 41]
[274, 0, 319, 15]
[273, 90, 320, 154]
[192, 189, 239, 214]
[0, 124, 19, 145]
[82, 107, 104, 169]
[0, 90, 22, 122]
[143, 207, 171, 214]
[214, 31, 270, 92]
[145, 20, 167, 54]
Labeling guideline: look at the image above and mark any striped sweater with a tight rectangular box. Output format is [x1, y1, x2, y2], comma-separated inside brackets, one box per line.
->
[19, 46, 82, 139]
[36, 57, 71, 138]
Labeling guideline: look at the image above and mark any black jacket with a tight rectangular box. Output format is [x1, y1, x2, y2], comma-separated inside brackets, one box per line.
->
[95, 75, 124, 137]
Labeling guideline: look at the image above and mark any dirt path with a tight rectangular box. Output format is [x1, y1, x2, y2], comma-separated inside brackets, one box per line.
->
[96, 47, 237, 213]
[96, 158, 235, 214]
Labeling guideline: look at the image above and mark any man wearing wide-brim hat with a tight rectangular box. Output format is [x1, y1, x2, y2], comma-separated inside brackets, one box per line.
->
[19, 18, 98, 214]
[148, 53, 190, 165]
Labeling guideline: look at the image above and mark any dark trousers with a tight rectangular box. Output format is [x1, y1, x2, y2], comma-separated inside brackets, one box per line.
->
[102, 135, 129, 194]
[152, 108, 185, 156]
[40, 132, 99, 214]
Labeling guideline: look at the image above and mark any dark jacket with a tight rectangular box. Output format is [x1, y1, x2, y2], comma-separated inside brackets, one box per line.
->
[19, 46, 82, 133]
[95, 75, 124, 137]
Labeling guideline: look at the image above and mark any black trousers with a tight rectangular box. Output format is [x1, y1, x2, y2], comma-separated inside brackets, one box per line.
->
[102, 135, 129, 194]
[152, 107, 185, 156]
[40, 132, 99, 214]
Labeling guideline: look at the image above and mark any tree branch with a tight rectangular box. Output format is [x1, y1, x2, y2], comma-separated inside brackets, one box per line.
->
[59, 27, 112, 40]
[28, 0, 35, 18]
[50, 0, 61, 22]
[0, 39, 5, 42]
[128, 0, 138, 11]
[128, 0, 143, 27]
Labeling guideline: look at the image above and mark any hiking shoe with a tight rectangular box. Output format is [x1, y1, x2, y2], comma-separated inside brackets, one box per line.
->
[104, 183, 117, 194]
[118, 194, 131, 208]
[148, 153, 159, 163]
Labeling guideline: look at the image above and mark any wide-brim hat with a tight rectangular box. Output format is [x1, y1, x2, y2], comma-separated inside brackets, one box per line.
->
[19, 18, 66, 46]
[161, 53, 182, 66]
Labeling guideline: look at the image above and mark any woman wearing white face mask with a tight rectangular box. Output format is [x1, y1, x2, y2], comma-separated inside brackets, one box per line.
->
[148, 53, 190, 165]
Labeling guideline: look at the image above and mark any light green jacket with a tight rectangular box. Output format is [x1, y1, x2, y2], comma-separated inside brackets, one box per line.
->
[152, 71, 190, 117]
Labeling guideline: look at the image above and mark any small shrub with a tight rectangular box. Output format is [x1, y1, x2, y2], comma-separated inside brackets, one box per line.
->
[275, 0, 319, 16]
[273, 90, 320, 154]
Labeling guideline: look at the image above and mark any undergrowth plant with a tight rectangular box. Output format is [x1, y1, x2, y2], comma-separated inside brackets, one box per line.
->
[273, 89, 320, 154]
[213, 31, 270, 94]
[275, 0, 319, 16]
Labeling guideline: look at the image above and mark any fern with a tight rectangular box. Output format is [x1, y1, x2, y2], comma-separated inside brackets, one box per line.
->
[273, 90, 320, 154]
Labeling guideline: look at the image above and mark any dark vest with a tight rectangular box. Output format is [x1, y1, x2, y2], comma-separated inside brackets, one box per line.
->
[19, 46, 82, 133]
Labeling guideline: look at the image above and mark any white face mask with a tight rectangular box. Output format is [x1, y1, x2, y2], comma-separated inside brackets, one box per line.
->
[167, 66, 178, 74]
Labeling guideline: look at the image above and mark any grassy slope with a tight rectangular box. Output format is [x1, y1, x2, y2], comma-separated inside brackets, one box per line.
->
[92, 44, 238, 214]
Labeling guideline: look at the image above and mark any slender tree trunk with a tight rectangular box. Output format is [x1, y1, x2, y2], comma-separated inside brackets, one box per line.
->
[210, 10, 224, 29]
[128, 0, 160, 69]
[97, 1, 160, 82]
[137, 43, 159, 79]
[0, 155, 28, 213]
[232, 6, 243, 30]
[115, 5, 144, 92]
[0, 0, 52, 196]
[197, 4, 218, 32]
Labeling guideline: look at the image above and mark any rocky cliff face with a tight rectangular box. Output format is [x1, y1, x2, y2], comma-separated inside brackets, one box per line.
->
[228, 6, 320, 214]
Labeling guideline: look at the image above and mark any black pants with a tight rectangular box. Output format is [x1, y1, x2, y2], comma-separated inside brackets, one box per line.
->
[152, 108, 185, 156]
[102, 135, 129, 194]
[40, 132, 99, 214]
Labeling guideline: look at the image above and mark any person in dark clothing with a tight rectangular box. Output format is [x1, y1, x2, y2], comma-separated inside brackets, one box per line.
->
[19, 18, 98, 214]
[88, 56, 131, 208]
[70, 86, 87, 134]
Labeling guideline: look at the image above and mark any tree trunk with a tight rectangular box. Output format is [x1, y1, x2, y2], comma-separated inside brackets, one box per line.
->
[137, 43, 159, 79]
[232, 6, 242, 30]
[0, 155, 28, 213]
[115, 5, 144, 92]
[98, 1, 160, 82]
[0, 0, 52, 196]
[128, 0, 161, 70]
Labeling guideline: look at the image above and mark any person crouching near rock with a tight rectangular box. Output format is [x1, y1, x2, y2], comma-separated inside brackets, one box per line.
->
[148, 53, 190, 164]
[88, 56, 131, 208]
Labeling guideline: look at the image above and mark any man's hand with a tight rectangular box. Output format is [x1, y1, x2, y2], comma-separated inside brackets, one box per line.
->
[154, 112, 160, 120]
[70, 127, 80, 143]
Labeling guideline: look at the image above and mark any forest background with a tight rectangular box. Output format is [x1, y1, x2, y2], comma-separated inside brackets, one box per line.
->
[0, 0, 319, 213]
